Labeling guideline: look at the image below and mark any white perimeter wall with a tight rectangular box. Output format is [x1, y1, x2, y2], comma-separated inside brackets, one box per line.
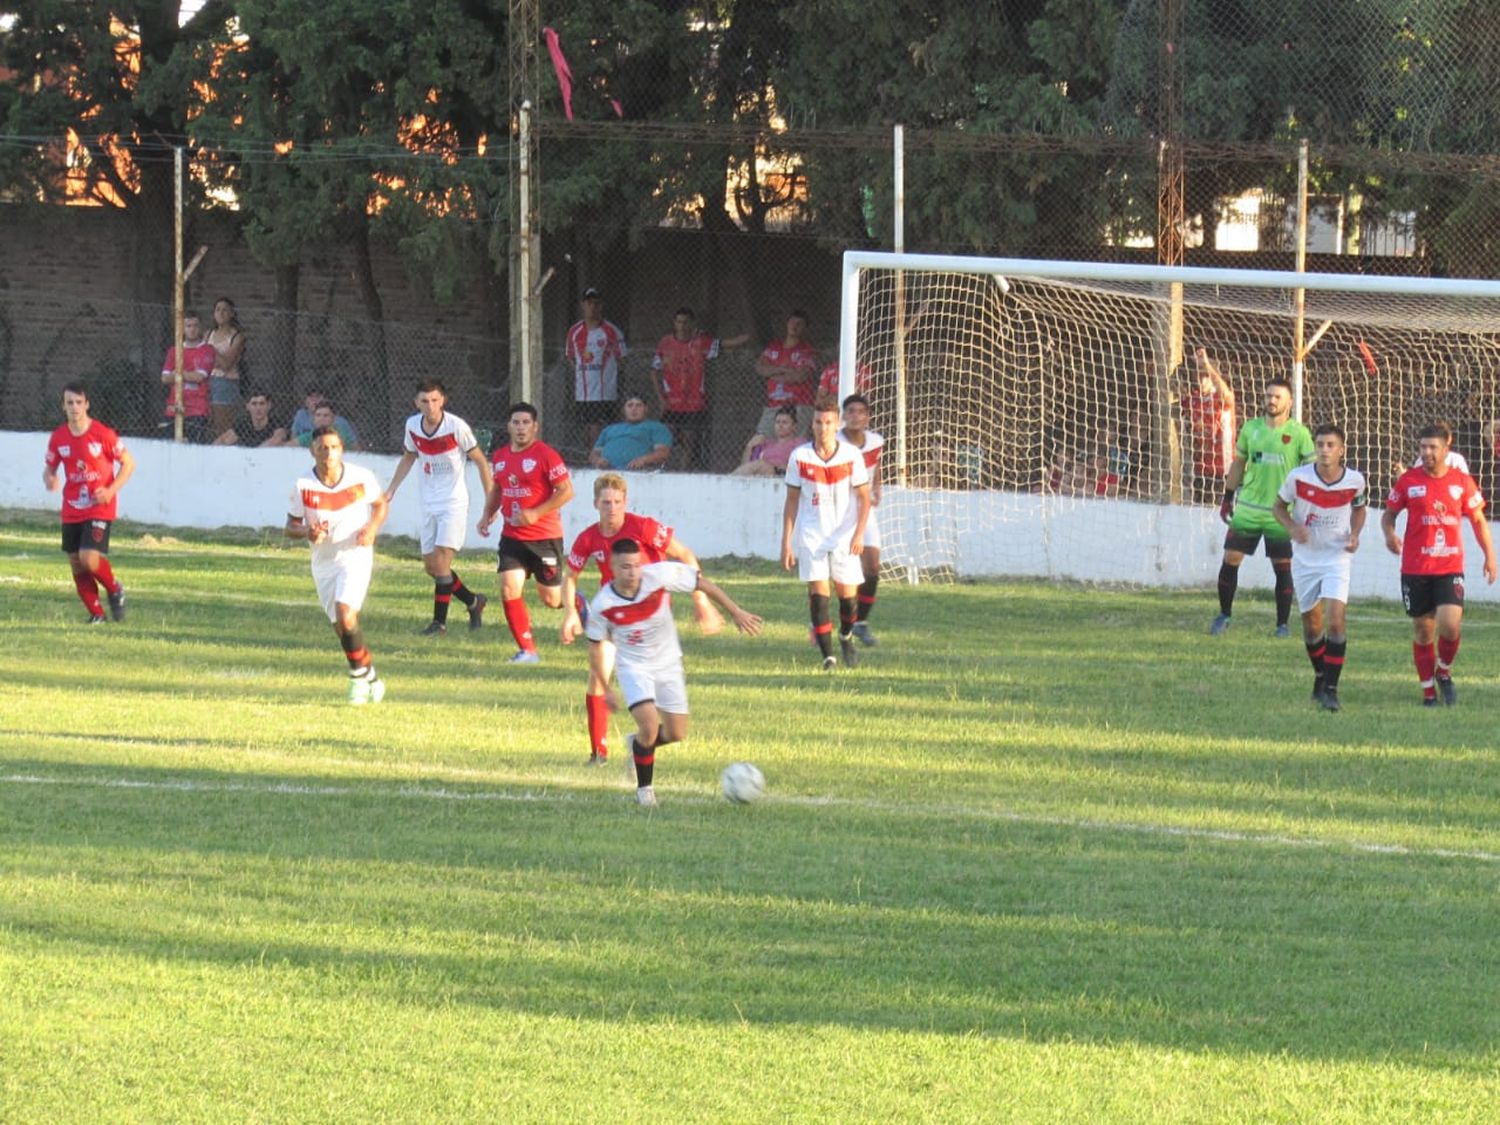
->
[5, 431, 1496, 604]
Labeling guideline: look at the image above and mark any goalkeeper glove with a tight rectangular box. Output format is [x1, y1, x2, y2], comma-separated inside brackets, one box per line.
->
[1218, 490, 1236, 524]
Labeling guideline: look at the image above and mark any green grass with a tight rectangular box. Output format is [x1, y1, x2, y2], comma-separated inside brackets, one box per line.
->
[1, 509, 1497, 1122]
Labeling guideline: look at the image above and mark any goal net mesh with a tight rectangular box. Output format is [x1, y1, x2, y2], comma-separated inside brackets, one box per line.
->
[850, 263, 1500, 583]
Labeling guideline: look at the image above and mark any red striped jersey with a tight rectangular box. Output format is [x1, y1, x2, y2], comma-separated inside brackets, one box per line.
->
[565, 319, 628, 402]
[288, 463, 382, 565]
[402, 411, 478, 511]
[838, 427, 884, 472]
[46, 420, 128, 524]
[1385, 465, 1485, 576]
[567, 512, 674, 582]
[785, 439, 870, 554]
[1275, 463, 1367, 562]
[584, 561, 700, 672]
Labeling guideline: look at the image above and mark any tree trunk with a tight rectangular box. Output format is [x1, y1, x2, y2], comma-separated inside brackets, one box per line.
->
[271, 262, 300, 405]
[351, 214, 392, 444]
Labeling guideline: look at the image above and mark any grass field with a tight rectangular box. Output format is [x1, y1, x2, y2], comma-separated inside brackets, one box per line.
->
[1, 508, 1497, 1122]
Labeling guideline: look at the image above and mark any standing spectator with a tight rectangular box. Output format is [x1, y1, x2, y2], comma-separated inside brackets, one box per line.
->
[296, 401, 361, 451]
[206, 296, 248, 439]
[160, 310, 216, 443]
[43, 382, 135, 624]
[214, 389, 289, 447]
[755, 310, 820, 438]
[817, 358, 874, 400]
[565, 287, 627, 449]
[651, 306, 748, 470]
[588, 395, 673, 470]
[1182, 346, 1236, 504]
[730, 406, 804, 477]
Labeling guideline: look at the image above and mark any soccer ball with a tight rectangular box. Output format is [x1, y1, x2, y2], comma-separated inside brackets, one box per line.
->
[720, 761, 766, 804]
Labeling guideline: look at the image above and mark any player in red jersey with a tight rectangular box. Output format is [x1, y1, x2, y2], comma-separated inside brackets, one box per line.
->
[559, 472, 724, 765]
[1381, 422, 1497, 706]
[43, 382, 136, 624]
[477, 402, 575, 664]
[384, 380, 494, 635]
[838, 393, 885, 646]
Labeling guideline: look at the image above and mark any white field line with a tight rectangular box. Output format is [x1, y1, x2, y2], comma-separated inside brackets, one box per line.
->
[3, 771, 1497, 866]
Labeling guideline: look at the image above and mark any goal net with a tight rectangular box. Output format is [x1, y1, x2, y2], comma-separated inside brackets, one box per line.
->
[838, 252, 1500, 585]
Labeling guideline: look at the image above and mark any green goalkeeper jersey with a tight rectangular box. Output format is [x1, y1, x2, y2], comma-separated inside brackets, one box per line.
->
[1233, 416, 1314, 516]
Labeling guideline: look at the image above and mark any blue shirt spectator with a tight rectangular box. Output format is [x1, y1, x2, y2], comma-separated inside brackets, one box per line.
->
[295, 401, 361, 450]
[589, 396, 673, 470]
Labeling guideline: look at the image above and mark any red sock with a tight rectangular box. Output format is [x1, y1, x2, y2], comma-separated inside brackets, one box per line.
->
[73, 570, 103, 615]
[1436, 635, 1460, 676]
[585, 694, 610, 757]
[503, 597, 535, 651]
[92, 556, 120, 595]
[1413, 642, 1437, 696]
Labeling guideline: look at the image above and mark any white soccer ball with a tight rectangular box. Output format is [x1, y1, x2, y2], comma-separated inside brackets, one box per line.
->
[720, 761, 766, 804]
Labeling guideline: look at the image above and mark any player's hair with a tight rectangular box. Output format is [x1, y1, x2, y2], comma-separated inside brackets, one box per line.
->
[1418, 421, 1453, 443]
[310, 424, 341, 443]
[1266, 377, 1293, 393]
[594, 472, 628, 499]
[510, 401, 539, 421]
[842, 393, 870, 412]
[61, 380, 89, 400]
[610, 537, 642, 556]
[417, 379, 447, 396]
[674, 306, 695, 319]
[1313, 422, 1345, 443]
[812, 391, 840, 415]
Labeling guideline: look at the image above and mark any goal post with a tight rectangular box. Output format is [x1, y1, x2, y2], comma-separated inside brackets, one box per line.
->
[839, 251, 1500, 587]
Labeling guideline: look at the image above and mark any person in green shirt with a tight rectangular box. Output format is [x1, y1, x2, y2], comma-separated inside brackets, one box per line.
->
[1211, 377, 1314, 637]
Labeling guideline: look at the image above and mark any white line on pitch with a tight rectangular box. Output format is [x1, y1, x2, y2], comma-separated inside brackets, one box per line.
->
[3, 772, 1497, 866]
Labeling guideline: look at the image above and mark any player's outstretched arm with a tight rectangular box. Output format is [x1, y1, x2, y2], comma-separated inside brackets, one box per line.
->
[384, 451, 417, 501]
[665, 539, 724, 634]
[695, 574, 762, 637]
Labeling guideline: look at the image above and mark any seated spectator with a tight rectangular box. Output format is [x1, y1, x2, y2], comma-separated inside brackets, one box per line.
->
[730, 406, 804, 477]
[296, 400, 361, 450]
[160, 310, 216, 443]
[214, 388, 289, 447]
[290, 388, 326, 444]
[588, 394, 673, 470]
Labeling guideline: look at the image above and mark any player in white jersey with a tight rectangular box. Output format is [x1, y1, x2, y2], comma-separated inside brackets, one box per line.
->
[1273, 423, 1367, 711]
[838, 393, 884, 646]
[286, 425, 389, 704]
[585, 540, 762, 807]
[781, 394, 871, 672]
[384, 381, 494, 635]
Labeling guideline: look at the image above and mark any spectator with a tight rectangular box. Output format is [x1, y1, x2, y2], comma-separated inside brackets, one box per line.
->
[1453, 386, 1498, 500]
[817, 358, 874, 400]
[214, 388, 289, 447]
[160, 310, 216, 443]
[1181, 346, 1236, 504]
[565, 287, 627, 449]
[754, 310, 820, 438]
[296, 400, 361, 450]
[290, 388, 326, 444]
[588, 395, 673, 470]
[652, 306, 748, 470]
[206, 296, 248, 439]
[730, 406, 804, 477]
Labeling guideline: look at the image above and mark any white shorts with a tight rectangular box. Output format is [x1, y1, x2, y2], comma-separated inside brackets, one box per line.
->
[1293, 556, 1352, 614]
[617, 659, 688, 715]
[420, 507, 468, 555]
[798, 545, 865, 586]
[312, 549, 374, 622]
[862, 510, 881, 551]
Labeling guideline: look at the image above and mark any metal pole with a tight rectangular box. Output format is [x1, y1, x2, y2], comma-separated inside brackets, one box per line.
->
[892, 123, 908, 488]
[1292, 138, 1310, 422]
[518, 100, 534, 405]
[173, 146, 185, 443]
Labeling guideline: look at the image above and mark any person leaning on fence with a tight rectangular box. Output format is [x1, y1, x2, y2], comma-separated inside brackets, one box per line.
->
[754, 310, 820, 439]
[730, 406, 804, 477]
[160, 310, 217, 443]
[588, 394, 673, 471]
[652, 306, 748, 470]
[206, 296, 248, 439]
[290, 388, 326, 444]
[214, 388, 289, 447]
[566, 287, 628, 449]
[297, 400, 361, 451]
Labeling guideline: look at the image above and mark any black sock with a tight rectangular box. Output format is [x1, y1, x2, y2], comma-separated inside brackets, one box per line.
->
[1305, 636, 1326, 675]
[838, 596, 857, 640]
[810, 593, 833, 658]
[450, 572, 477, 607]
[857, 574, 879, 622]
[633, 735, 655, 788]
[433, 577, 454, 625]
[1217, 563, 1239, 617]
[1273, 563, 1294, 627]
[1324, 637, 1347, 690]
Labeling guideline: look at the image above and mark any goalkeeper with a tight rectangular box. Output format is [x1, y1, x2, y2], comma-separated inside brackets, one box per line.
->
[1211, 377, 1314, 637]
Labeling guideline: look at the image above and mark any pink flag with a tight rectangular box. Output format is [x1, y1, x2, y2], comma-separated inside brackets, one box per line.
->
[543, 27, 574, 122]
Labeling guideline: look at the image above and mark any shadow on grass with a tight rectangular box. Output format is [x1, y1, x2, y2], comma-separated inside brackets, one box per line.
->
[1, 758, 1496, 1071]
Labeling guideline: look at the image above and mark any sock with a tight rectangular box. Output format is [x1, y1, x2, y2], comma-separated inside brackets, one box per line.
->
[1217, 562, 1239, 617]
[1324, 638, 1347, 690]
[503, 597, 535, 651]
[92, 556, 121, 595]
[586, 694, 609, 757]
[1413, 642, 1437, 698]
[1305, 636, 1326, 675]
[809, 593, 833, 658]
[1272, 563, 1294, 627]
[856, 575, 879, 622]
[449, 572, 477, 607]
[433, 576, 454, 625]
[633, 735, 656, 788]
[340, 628, 373, 676]
[1436, 634, 1460, 677]
[838, 596, 857, 639]
[72, 570, 103, 616]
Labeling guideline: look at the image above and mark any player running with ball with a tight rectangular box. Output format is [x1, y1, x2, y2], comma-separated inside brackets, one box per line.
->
[585, 539, 762, 808]
[1272, 424, 1366, 711]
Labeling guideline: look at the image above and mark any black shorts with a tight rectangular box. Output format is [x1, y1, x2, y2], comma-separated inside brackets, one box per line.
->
[498, 536, 565, 586]
[573, 400, 617, 427]
[61, 520, 112, 555]
[1223, 529, 1293, 560]
[1401, 573, 1465, 618]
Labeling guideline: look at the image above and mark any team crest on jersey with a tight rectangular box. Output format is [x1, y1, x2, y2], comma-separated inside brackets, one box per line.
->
[88, 442, 103, 457]
[523, 458, 537, 473]
[1450, 485, 1464, 500]
[58, 444, 70, 457]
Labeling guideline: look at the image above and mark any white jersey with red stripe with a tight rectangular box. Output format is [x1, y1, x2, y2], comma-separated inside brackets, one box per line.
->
[584, 561, 699, 674]
[565, 319, 628, 402]
[1276, 463, 1367, 564]
[785, 439, 870, 555]
[402, 411, 478, 512]
[288, 463, 382, 567]
[838, 427, 884, 472]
